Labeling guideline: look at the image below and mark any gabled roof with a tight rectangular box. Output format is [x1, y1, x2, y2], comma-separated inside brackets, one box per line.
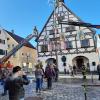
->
[5, 30, 36, 49]
[36, 2, 96, 41]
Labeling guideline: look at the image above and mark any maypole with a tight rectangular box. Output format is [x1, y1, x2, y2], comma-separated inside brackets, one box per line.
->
[48, 0, 59, 67]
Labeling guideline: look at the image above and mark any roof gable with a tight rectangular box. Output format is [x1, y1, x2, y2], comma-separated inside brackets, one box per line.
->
[5, 30, 36, 49]
[37, 2, 95, 41]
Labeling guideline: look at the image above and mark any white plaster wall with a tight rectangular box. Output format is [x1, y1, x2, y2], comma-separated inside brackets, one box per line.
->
[63, 52, 98, 71]
[38, 52, 98, 72]
[0, 30, 8, 58]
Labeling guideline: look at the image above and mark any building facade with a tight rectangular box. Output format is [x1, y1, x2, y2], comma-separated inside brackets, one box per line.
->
[1, 29, 37, 71]
[37, 0, 99, 72]
[0, 29, 8, 59]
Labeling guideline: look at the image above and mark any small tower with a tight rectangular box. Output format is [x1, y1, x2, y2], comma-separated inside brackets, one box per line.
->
[58, 0, 64, 6]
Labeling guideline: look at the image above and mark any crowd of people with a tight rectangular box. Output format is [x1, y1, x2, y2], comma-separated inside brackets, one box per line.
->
[69, 64, 88, 79]
[0, 62, 59, 100]
[34, 62, 59, 93]
[0, 62, 100, 100]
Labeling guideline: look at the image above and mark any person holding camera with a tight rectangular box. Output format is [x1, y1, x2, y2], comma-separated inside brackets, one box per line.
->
[4, 66, 30, 100]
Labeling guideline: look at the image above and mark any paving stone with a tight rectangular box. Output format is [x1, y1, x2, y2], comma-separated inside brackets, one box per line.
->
[25, 96, 43, 100]
[0, 78, 100, 100]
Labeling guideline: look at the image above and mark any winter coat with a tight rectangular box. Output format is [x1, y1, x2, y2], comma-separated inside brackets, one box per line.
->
[97, 64, 100, 73]
[5, 75, 29, 100]
[35, 69, 43, 79]
[45, 67, 55, 78]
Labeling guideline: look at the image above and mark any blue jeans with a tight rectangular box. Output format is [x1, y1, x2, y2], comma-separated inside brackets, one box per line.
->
[41, 76, 43, 88]
[0, 79, 4, 85]
[36, 78, 41, 91]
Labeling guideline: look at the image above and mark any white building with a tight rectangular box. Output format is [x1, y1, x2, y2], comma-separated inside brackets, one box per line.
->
[37, 0, 99, 72]
[0, 29, 8, 58]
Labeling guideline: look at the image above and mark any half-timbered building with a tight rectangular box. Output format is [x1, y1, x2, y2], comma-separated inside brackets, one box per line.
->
[37, 0, 99, 72]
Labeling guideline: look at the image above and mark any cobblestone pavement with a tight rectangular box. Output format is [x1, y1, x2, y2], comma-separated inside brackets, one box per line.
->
[0, 78, 100, 100]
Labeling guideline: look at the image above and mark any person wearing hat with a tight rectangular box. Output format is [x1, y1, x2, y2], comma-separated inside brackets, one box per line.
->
[4, 66, 30, 100]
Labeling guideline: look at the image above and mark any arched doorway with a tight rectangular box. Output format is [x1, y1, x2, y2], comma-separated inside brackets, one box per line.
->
[72, 56, 89, 71]
[46, 58, 56, 65]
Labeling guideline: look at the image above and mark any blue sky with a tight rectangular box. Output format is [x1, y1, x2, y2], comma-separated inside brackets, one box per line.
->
[0, 0, 100, 46]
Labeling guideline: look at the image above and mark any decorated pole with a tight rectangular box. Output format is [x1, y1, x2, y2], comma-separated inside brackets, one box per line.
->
[48, 0, 59, 66]
[48, 0, 64, 81]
